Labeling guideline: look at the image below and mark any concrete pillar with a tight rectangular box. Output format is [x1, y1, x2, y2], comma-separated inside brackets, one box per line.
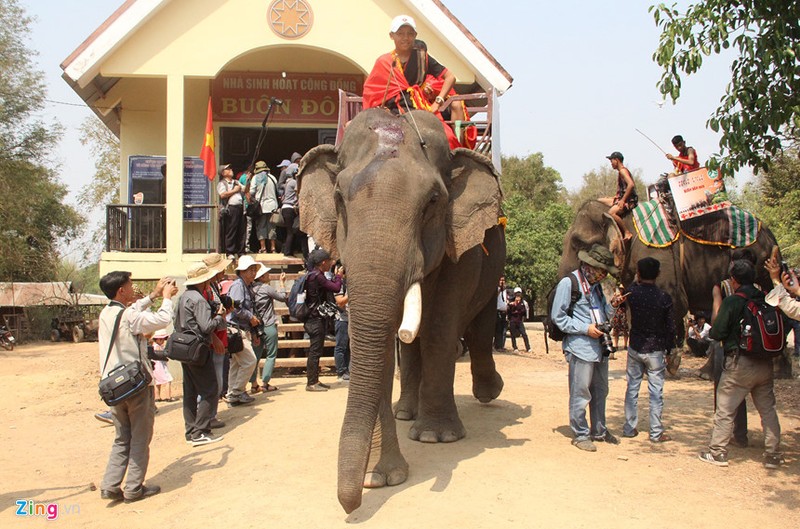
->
[165, 74, 185, 263]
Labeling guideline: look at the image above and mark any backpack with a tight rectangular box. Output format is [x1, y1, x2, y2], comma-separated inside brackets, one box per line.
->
[544, 274, 581, 342]
[287, 273, 311, 322]
[734, 292, 785, 358]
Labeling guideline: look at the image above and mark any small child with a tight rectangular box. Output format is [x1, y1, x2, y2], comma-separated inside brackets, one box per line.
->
[610, 285, 629, 359]
[151, 329, 174, 402]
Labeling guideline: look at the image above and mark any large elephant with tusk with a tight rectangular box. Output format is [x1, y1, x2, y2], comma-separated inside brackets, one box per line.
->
[299, 108, 505, 513]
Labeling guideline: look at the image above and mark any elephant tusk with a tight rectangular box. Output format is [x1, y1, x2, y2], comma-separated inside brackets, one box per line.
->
[398, 282, 422, 344]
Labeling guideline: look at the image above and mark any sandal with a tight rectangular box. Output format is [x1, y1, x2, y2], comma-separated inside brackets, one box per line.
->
[264, 384, 279, 392]
[251, 385, 261, 394]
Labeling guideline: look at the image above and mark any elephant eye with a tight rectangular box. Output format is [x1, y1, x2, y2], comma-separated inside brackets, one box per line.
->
[429, 192, 439, 204]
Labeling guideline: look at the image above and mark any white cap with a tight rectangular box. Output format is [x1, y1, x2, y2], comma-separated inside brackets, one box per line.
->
[235, 255, 259, 271]
[390, 14, 416, 33]
[513, 287, 522, 294]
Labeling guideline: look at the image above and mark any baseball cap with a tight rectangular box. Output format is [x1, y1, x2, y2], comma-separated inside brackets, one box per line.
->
[606, 151, 624, 162]
[390, 14, 416, 33]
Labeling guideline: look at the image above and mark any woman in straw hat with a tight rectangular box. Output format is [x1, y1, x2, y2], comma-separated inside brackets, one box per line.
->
[249, 264, 288, 392]
[176, 262, 227, 447]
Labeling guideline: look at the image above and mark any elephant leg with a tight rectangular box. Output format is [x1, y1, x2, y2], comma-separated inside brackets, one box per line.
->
[364, 355, 408, 488]
[465, 296, 504, 403]
[408, 331, 465, 443]
[394, 338, 421, 421]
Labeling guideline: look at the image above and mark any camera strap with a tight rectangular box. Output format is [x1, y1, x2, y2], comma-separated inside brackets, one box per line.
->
[577, 269, 606, 326]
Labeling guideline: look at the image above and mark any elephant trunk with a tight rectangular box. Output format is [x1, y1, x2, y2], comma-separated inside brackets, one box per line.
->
[337, 264, 408, 513]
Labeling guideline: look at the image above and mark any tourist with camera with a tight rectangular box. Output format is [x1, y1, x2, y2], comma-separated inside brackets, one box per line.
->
[224, 255, 260, 405]
[250, 264, 288, 393]
[622, 257, 674, 443]
[551, 244, 618, 452]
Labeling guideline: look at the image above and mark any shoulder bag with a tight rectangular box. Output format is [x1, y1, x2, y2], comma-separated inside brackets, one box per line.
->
[166, 296, 211, 366]
[98, 307, 152, 406]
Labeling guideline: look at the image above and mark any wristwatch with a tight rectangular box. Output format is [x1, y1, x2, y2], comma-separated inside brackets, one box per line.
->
[434, 96, 445, 105]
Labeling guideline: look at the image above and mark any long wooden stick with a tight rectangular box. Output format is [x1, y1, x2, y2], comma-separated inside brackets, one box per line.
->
[635, 128, 669, 155]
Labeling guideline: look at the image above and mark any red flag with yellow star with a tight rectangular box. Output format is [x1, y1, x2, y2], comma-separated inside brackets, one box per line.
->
[200, 97, 215, 180]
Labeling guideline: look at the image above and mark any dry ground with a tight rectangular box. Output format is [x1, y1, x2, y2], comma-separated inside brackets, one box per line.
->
[1, 331, 798, 529]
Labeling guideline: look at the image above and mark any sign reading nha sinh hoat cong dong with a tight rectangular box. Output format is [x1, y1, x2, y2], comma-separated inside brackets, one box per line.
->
[212, 71, 364, 124]
[668, 167, 731, 221]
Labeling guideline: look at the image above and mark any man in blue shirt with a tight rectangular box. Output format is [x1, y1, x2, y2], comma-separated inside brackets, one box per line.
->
[622, 257, 674, 443]
[551, 244, 618, 451]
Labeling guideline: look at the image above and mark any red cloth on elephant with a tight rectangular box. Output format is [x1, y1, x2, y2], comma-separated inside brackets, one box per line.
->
[362, 51, 461, 150]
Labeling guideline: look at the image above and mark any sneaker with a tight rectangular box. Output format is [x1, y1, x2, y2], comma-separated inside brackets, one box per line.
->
[306, 383, 328, 392]
[764, 454, 785, 469]
[191, 433, 224, 447]
[209, 418, 226, 429]
[650, 433, 672, 443]
[100, 489, 123, 501]
[698, 451, 728, 467]
[123, 485, 161, 503]
[94, 411, 114, 425]
[317, 381, 331, 389]
[337, 373, 351, 382]
[237, 393, 255, 404]
[591, 431, 620, 445]
[572, 438, 597, 452]
[622, 429, 639, 438]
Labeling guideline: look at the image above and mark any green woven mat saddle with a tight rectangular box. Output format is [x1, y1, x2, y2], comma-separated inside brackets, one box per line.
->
[632, 201, 759, 248]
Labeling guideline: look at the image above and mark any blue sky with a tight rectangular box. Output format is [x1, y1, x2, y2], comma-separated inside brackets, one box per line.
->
[25, 0, 739, 205]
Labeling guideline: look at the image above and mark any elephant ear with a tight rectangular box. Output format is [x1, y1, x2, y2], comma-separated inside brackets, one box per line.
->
[446, 148, 503, 261]
[298, 144, 339, 258]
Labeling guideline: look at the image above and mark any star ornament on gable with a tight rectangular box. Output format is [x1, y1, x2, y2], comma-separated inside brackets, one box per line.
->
[268, 0, 314, 40]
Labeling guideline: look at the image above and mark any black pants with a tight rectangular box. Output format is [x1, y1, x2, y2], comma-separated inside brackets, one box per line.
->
[304, 317, 326, 385]
[509, 321, 530, 351]
[181, 353, 218, 440]
[494, 311, 507, 349]
[282, 207, 297, 256]
[712, 344, 748, 443]
[687, 337, 710, 357]
[220, 204, 245, 256]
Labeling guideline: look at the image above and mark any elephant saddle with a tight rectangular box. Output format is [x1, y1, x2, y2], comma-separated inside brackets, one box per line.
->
[633, 200, 760, 249]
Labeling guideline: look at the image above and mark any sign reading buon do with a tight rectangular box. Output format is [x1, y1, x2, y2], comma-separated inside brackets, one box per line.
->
[212, 71, 363, 124]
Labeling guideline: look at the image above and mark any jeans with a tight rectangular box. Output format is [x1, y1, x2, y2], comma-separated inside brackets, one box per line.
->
[788, 318, 800, 357]
[566, 352, 609, 440]
[623, 347, 666, 440]
[227, 336, 257, 397]
[181, 354, 218, 440]
[709, 355, 781, 457]
[250, 323, 278, 385]
[509, 321, 530, 351]
[334, 319, 350, 376]
[304, 317, 326, 385]
[101, 386, 155, 497]
[494, 311, 507, 350]
[282, 207, 297, 256]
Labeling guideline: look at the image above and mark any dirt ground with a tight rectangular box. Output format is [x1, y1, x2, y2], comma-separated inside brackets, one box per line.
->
[1, 332, 798, 528]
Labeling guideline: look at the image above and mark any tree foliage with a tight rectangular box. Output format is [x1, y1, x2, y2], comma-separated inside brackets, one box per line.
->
[0, 0, 84, 281]
[651, 1, 800, 173]
[500, 153, 572, 312]
[738, 148, 800, 263]
[77, 115, 120, 256]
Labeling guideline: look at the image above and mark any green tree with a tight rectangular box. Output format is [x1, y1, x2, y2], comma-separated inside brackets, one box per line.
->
[651, 1, 800, 173]
[500, 153, 572, 312]
[77, 115, 120, 257]
[0, 0, 84, 281]
[739, 149, 800, 263]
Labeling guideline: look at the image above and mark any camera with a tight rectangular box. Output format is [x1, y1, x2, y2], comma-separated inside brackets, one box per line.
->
[251, 325, 267, 341]
[781, 261, 794, 286]
[595, 322, 616, 357]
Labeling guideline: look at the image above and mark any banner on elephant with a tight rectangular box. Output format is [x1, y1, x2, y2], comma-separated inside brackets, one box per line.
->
[668, 167, 730, 221]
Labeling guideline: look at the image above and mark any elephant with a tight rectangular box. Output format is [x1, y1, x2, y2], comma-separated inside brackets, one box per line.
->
[559, 199, 779, 349]
[298, 108, 506, 513]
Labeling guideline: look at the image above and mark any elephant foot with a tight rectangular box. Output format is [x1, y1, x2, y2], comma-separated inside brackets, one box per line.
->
[363, 453, 409, 489]
[472, 370, 504, 403]
[393, 396, 418, 421]
[408, 415, 466, 443]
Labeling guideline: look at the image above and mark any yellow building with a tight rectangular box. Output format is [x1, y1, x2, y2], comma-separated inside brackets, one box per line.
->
[62, 0, 512, 279]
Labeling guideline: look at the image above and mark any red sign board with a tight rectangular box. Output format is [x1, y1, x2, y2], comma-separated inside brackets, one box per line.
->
[211, 71, 363, 124]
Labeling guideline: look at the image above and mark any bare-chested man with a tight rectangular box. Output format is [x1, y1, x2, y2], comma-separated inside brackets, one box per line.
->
[599, 151, 637, 241]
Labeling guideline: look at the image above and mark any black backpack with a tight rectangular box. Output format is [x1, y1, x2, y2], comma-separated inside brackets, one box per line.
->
[287, 273, 311, 322]
[545, 274, 581, 342]
[734, 292, 785, 358]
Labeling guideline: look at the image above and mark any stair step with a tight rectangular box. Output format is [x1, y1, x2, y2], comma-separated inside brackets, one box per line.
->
[277, 339, 335, 349]
[278, 322, 305, 332]
[269, 356, 335, 369]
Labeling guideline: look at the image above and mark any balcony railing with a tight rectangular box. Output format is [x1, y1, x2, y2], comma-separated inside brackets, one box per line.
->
[106, 204, 218, 253]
